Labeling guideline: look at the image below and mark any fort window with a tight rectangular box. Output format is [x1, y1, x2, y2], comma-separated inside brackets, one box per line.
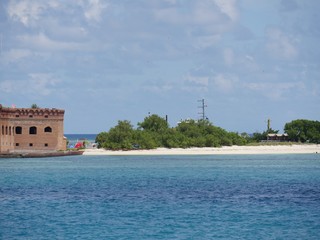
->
[44, 127, 52, 133]
[29, 127, 37, 135]
[2, 125, 4, 135]
[6, 126, 8, 135]
[29, 143, 33, 147]
[44, 143, 48, 147]
[16, 126, 22, 134]
[16, 115, 19, 118]
[9, 126, 11, 135]
[45, 115, 48, 118]
[29, 115, 33, 118]
[16, 143, 19, 147]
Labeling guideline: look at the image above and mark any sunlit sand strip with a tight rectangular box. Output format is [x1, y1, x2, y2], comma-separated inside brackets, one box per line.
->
[83, 145, 320, 156]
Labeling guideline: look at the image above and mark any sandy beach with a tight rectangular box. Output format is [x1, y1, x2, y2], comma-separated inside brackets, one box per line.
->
[83, 144, 320, 156]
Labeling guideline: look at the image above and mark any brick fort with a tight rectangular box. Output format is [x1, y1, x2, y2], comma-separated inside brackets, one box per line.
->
[0, 105, 67, 153]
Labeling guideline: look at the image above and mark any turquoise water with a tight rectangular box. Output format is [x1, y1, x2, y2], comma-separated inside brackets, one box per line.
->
[64, 134, 97, 142]
[1, 154, 320, 239]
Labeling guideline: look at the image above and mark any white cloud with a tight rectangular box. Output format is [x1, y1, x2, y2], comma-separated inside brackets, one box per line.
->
[143, 84, 173, 93]
[83, 0, 108, 22]
[193, 35, 221, 49]
[244, 81, 305, 100]
[186, 75, 209, 86]
[7, 0, 43, 26]
[6, 0, 61, 27]
[193, 1, 223, 25]
[41, 17, 89, 41]
[1, 49, 32, 64]
[29, 73, 60, 95]
[213, 0, 238, 21]
[0, 73, 60, 96]
[223, 48, 234, 66]
[183, 74, 209, 92]
[245, 55, 254, 62]
[280, 0, 299, 12]
[0, 0, 319, 133]
[154, 1, 237, 50]
[266, 28, 298, 60]
[213, 74, 238, 93]
[241, 54, 260, 72]
[17, 32, 84, 51]
[310, 81, 320, 97]
[6, 0, 108, 27]
[164, 0, 177, 4]
[154, 7, 187, 25]
[154, 0, 236, 26]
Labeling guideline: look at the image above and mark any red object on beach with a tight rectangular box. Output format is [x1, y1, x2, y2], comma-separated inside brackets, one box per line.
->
[74, 142, 83, 149]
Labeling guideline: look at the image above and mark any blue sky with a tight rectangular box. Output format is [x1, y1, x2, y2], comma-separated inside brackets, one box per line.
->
[0, 0, 319, 134]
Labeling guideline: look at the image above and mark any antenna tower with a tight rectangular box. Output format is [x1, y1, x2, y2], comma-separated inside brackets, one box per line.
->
[198, 99, 207, 121]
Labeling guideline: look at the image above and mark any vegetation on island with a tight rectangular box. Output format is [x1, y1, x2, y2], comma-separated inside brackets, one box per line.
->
[96, 115, 320, 150]
[250, 119, 320, 144]
[284, 119, 320, 143]
[96, 114, 247, 150]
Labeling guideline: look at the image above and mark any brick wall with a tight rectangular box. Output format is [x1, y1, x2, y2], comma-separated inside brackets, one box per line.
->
[0, 106, 66, 153]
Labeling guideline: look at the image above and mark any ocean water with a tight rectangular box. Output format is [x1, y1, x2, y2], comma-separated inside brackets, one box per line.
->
[1, 154, 320, 239]
[64, 134, 97, 142]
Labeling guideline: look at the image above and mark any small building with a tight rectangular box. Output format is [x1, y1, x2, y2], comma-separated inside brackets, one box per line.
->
[267, 133, 289, 142]
[0, 105, 67, 153]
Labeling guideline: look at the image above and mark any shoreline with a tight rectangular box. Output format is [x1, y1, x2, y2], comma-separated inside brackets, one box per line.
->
[0, 150, 83, 158]
[83, 144, 320, 156]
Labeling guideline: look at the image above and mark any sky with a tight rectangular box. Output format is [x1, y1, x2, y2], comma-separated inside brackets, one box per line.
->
[0, 0, 319, 134]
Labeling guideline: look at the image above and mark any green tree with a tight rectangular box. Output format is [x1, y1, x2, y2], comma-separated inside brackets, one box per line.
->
[284, 119, 320, 143]
[138, 114, 169, 133]
[176, 119, 202, 138]
[175, 119, 246, 147]
[96, 115, 249, 150]
[162, 129, 189, 148]
[31, 104, 39, 109]
[251, 127, 279, 142]
[101, 120, 135, 150]
[95, 132, 108, 148]
[228, 132, 247, 145]
[133, 130, 158, 149]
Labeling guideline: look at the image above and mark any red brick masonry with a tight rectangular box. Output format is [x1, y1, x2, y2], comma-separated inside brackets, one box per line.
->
[0, 105, 67, 153]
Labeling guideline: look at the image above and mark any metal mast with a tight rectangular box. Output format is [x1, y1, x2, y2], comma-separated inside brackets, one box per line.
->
[198, 99, 207, 121]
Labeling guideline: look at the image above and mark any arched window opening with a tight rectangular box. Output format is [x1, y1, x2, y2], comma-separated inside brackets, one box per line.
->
[2, 125, 4, 135]
[44, 126, 52, 133]
[16, 127, 22, 134]
[29, 126, 37, 135]
[6, 126, 8, 135]
[9, 126, 11, 135]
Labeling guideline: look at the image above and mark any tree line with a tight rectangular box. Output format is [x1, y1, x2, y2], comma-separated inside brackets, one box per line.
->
[250, 119, 320, 144]
[284, 119, 320, 143]
[96, 114, 246, 150]
[95, 115, 320, 150]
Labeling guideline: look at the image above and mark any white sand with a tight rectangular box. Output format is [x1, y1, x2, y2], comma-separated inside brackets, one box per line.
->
[83, 144, 320, 156]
